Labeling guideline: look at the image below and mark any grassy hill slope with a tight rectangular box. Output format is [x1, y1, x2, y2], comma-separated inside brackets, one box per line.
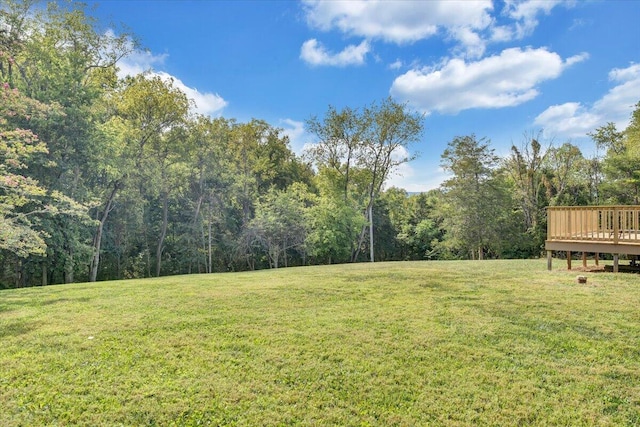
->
[1, 260, 639, 426]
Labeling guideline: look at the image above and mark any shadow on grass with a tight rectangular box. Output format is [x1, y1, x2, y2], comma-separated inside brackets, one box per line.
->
[0, 319, 39, 339]
[0, 296, 92, 314]
[38, 297, 92, 306]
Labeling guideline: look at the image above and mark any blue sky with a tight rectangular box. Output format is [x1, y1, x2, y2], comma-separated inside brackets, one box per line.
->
[86, 0, 640, 191]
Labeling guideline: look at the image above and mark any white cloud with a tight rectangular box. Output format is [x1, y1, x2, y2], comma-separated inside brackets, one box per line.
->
[302, 0, 493, 58]
[388, 60, 403, 71]
[503, 0, 569, 39]
[153, 72, 227, 117]
[565, 52, 590, 66]
[117, 49, 227, 117]
[385, 163, 448, 192]
[450, 26, 487, 58]
[303, 0, 492, 43]
[300, 1, 577, 61]
[300, 38, 370, 67]
[390, 47, 587, 115]
[279, 118, 308, 154]
[534, 63, 640, 137]
[383, 146, 444, 192]
[116, 49, 168, 78]
[487, 2, 576, 45]
[490, 25, 514, 42]
[534, 103, 600, 137]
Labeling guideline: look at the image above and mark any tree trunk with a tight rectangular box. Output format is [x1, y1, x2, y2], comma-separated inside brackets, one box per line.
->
[369, 203, 374, 262]
[155, 191, 169, 277]
[89, 182, 119, 282]
[352, 224, 367, 262]
[189, 195, 204, 275]
[207, 215, 212, 274]
[65, 244, 74, 284]
[352, 197, 375, 262]
[15, 258, 21, 288]
[273, 246, 279, 269]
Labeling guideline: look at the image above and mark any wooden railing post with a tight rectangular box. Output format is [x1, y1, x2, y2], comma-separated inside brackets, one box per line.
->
[613, 207, 619, 244]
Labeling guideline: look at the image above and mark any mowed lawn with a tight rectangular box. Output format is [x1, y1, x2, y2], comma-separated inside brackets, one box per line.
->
[1, 260, 639, 426]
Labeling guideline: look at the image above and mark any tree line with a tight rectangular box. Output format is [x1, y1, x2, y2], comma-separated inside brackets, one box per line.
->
[1, 1, 639, 287]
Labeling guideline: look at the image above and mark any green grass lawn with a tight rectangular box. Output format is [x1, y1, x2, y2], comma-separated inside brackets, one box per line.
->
[1, 259, 639, 426]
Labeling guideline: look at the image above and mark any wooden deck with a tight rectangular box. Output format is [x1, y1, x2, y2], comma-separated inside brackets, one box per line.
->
[545, 206, 640, 271]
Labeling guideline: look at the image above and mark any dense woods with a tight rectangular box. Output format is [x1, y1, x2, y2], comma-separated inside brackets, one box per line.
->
[1, 1, 639, 288]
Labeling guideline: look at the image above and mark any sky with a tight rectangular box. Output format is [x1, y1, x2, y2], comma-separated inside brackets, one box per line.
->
[84, 0, 640, 192]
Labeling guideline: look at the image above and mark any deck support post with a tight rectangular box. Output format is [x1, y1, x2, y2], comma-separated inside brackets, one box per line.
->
[567, 251, 572, 270]
[595, 253, 599, 266]
[613, 254, 619, 273]
[547, 251, 552, 271]
[582, 252, 587, 268]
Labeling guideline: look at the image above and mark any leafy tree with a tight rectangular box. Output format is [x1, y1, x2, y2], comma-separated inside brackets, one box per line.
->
[305, 193, 365, 265]
[183, 115, 232, 274]
[228, 119, 309, 227]
[438, 135, 511, 260]
[589, 122, 625, 156]
[245, 184, 310, 268]
[542, 142, 590, 206]
[115, 74, 190, 277]
[355, 98, 423, 262]
[504, 132, 549, 235]
[0, 81, 88, 286]
[627, 102, 640, 148]
[1, 0, 132, 284]
[305, 98, 424, 263]
[306, 105, 367, 202]
[0, 83, 51, 257]
[503, 134, 592, 255]
[591, 103, 640, 204]
[386, 189, 444, 260]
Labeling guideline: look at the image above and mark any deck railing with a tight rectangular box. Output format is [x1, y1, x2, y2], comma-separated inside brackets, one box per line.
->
[547, 206, 640, 244]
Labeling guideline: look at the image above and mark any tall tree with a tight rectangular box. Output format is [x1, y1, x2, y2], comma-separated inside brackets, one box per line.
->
[305, 98, 423, 263]
[503, 133, 551, 255]
[88, 74, 190, 280]
[1, 0, 132, 284]
[305, 173, 365, 265]
[306, 106, 368, 202]
[356, 98, 423, 262]
[0, 83, 51, 257]
[184, 115, 232, 274]
[122, 74, 189, 278]
[245, 184, 310, 269]
[0, 80, 87, 287]
[543, 142, 590, 206]
[439, 135, 509, 260]
[591, 103, 640, 204]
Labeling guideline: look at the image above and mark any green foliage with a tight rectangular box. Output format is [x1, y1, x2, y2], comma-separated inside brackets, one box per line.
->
[439, 135, 513, 259]
[305, 193, 365, 264]
[543, 142, 591, 206]
[504, 133, 549, 253]
[245, 184, 311, 268]
[377, 188, 444, 260]
[0, 84, 55, 256]
[593, 103, 640, 204]
[306, 98, 424, 262]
